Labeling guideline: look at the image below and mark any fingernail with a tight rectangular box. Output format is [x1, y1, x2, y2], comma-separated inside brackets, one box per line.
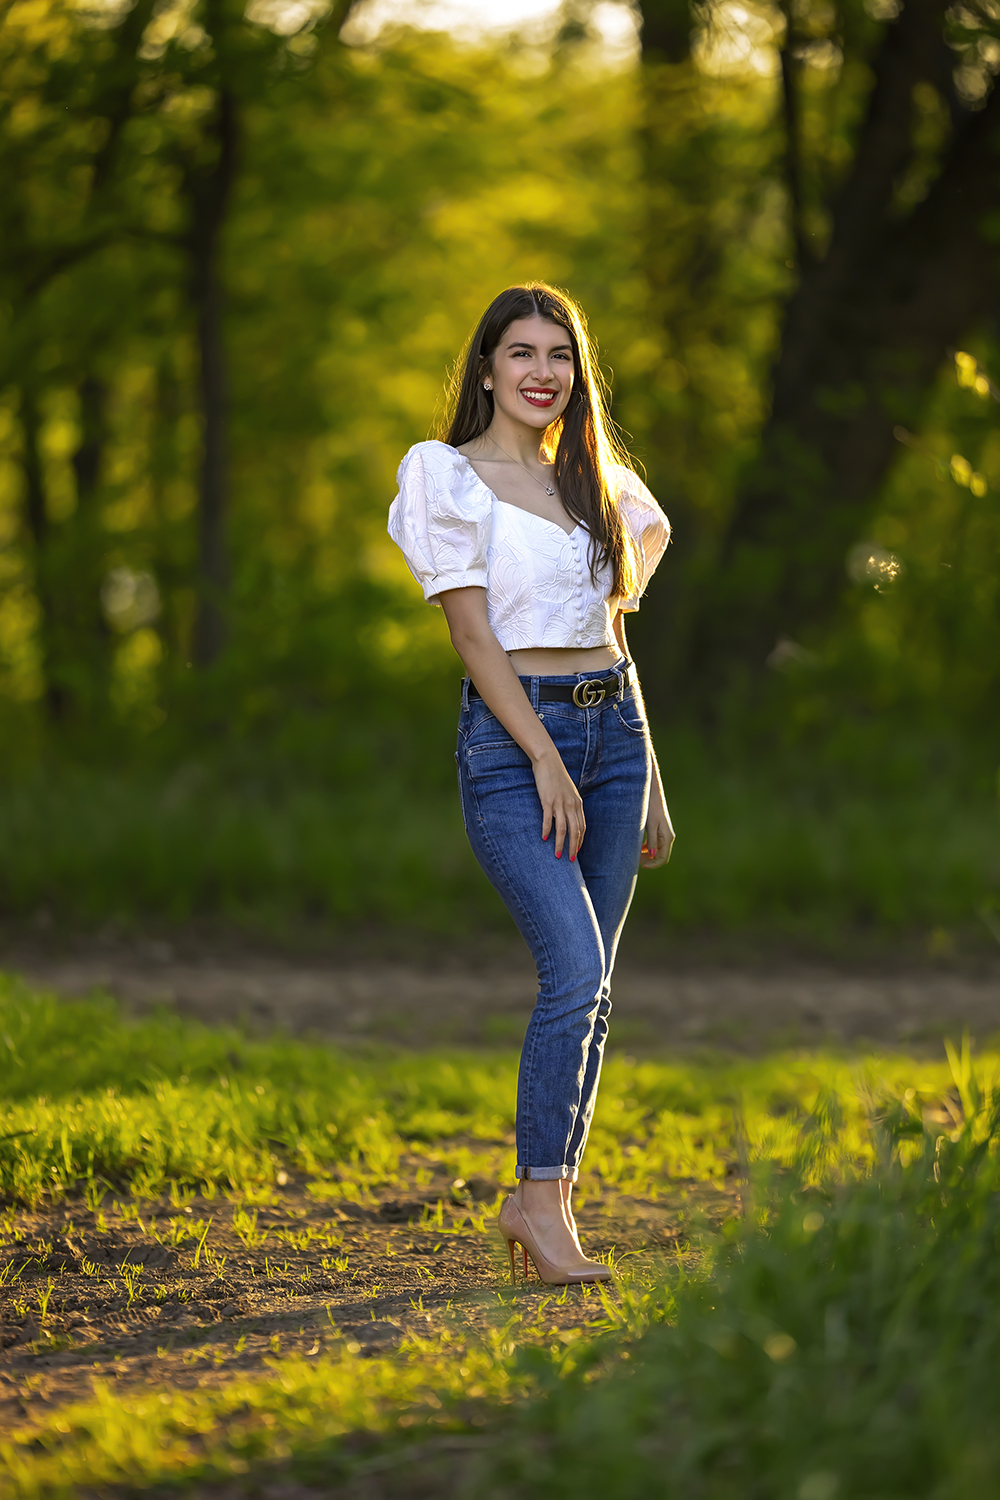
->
[569, 854, 576, 862]
[555, 850, 562, 859]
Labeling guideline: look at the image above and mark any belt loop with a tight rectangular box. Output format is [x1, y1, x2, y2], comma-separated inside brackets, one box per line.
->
[461, 676, 471, 711]
[530, 675, 540, 710]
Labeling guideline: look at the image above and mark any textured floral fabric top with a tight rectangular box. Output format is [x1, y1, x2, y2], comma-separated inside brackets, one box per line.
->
[387, 441, 670, 652]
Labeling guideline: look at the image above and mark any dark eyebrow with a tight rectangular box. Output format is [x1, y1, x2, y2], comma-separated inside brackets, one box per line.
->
[506, 340, 573, 352]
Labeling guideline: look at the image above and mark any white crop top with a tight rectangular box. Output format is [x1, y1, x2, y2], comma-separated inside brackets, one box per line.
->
[387, 440, 670, 652]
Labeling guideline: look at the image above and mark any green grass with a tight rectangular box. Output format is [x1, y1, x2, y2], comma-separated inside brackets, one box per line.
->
[641, 728, 1000, 935]
[0, 1336, 524, 1497]
[0, 725, 996, 938]
[0, 974, 974, 1207]
[3, 979, 1000, 1497]
[505, 1105, 1000, 1500]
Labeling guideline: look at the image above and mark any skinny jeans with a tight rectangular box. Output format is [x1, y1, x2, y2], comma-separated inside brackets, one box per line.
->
[456, 659, 651, 1181]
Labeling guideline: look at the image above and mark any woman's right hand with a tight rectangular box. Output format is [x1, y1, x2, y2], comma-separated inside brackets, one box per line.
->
[532, 747, 585, 861]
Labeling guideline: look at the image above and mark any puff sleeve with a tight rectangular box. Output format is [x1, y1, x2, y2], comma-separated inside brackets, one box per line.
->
[387, 441, 492, 605]
[615, 468, 670, 612]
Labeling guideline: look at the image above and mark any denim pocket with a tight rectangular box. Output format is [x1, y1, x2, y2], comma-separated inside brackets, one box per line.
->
[613, 696, 648, 737]
[466, 704, 517, 752]
[454, 750, 472, 835]
[465, 738, 532, 785]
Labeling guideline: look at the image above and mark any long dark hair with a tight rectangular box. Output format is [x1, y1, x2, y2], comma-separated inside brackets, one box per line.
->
[441, 283, 640, 602]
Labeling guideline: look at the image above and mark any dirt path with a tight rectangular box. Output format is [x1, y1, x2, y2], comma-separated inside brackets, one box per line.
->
[0, 1178, 733, 1430]
[4, 933, 999, 1050]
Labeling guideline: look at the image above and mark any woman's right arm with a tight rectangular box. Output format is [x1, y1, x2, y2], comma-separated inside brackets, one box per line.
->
[439, 586, 585, 862]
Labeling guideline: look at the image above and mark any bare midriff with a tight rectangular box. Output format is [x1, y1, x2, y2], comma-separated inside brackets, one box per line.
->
[507, 644, 620, 677]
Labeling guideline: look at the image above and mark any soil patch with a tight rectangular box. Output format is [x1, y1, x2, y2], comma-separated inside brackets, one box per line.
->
[0, 1176, 733, 1432]
[4, 930, 999, 1051]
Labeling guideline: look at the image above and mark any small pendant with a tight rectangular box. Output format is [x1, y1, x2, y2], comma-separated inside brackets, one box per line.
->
[544, 486, 555, 495]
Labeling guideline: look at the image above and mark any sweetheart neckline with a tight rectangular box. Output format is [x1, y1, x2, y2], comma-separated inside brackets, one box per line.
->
[446, 445, 582, 540]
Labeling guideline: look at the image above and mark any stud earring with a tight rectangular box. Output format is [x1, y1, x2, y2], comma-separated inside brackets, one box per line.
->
[483, 381, 492, 391]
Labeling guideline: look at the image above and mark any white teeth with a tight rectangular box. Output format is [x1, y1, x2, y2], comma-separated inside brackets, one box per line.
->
[522, 391, 555, 402]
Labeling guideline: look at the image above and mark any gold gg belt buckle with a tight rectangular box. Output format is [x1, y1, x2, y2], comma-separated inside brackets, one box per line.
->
[572, 679, 606, 708]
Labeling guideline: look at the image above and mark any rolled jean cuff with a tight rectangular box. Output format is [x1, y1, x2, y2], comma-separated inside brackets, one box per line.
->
[515, 1164, 579, 1182]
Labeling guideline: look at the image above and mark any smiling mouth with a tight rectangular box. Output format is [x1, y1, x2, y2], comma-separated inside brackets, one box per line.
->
[520, 388, 558, 407]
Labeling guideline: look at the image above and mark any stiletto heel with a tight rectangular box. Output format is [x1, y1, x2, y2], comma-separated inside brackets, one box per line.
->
[495, 1197, 613, 1287]
[506, 1237, 516, 1284]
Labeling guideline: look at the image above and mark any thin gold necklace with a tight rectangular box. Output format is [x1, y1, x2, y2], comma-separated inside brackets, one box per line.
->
[484, 434, 556, 496]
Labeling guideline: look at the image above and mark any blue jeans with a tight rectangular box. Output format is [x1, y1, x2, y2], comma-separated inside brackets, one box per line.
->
[456, 659, 651, 1182]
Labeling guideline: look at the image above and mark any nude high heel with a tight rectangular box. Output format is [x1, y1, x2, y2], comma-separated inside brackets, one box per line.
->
[497, 1196, 613, 1286]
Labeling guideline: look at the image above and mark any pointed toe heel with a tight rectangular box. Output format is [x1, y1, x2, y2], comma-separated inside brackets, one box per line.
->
[496, 1196, 614, 1287]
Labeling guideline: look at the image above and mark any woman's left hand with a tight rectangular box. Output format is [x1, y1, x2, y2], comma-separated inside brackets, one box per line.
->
[641, 785, 674, 869]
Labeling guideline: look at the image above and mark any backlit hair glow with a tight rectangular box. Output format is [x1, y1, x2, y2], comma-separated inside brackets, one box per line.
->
[441, 282, 640, 603]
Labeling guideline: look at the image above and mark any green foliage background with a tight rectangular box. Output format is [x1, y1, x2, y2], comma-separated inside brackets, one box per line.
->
[0, 0, 997, 939]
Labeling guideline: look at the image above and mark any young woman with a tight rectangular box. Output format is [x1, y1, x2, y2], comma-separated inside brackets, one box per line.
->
[388, 283, 674, 1286]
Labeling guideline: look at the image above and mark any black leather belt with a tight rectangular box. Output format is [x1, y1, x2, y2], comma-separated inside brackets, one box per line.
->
[468, 670, 629, 709]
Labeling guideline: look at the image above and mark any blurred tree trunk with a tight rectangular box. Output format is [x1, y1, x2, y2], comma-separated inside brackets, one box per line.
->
[183, 0, 358, 668]
[1, 0, 154, 725]
[185, 81, 238, 669]
[70, 378, 105, 502]
[19, 390, 67, 723]
[638, 0, 1000, 696]
[638, 0, 695, 62]
[68, 376, 114, 711]
[631, 0, 741, 692]
[698, 0, 1000, 687]
[727, 109, 998, 676]
[18, 379, 113, 727]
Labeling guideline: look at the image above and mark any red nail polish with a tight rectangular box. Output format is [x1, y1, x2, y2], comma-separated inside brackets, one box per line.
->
[555, 850, 562, 859]
[569, 854, 576, 862]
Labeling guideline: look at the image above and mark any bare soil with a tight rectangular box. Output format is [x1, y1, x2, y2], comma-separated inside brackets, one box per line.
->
[0, 1176, 732, 1433]
[4, 927, 1000, 1052]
